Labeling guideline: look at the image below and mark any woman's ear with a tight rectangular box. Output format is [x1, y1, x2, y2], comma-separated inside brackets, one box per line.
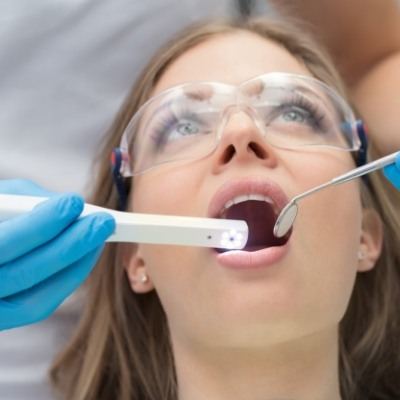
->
[358, 208, 384, 272]
[119, 243, 154, 293]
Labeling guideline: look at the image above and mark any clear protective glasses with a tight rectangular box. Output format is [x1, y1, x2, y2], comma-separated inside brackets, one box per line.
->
[117, 72, 361, 177]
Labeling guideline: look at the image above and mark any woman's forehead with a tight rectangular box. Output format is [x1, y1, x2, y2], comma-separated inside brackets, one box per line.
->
[153, 31, 313, 95]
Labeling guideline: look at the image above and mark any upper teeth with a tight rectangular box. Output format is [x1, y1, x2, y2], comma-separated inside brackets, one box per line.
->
[220, 194, 275, 216]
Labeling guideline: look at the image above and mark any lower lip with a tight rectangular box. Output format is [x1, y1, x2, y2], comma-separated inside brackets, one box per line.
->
[215, 243, 289, 270]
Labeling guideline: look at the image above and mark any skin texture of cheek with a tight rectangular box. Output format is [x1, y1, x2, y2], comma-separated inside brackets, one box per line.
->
[294, 185, 362, 316]
[289, 167, 363, 331]
[132, 163, 205, 216]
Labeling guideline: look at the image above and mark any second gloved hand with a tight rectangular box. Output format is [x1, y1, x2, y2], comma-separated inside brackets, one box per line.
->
[0, 180, 115, 331]
[383, 152, 400, 190]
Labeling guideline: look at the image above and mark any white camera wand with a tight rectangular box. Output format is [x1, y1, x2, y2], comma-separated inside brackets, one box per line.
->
[0, 194, 248, 250]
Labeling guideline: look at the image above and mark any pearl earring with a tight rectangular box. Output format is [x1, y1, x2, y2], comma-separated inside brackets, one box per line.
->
[358, 250, 366, 260]
[140, 273, 149, 283]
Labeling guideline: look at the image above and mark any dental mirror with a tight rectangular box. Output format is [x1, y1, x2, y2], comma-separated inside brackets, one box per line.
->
[273, 150, 400, 238]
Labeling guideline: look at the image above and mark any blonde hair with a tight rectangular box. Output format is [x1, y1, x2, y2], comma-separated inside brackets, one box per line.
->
[50, 18, 400, 400]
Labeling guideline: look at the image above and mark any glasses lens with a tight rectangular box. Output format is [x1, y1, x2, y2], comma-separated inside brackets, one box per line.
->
[242, 75, 357, 151]
[127, 83, 231, 174]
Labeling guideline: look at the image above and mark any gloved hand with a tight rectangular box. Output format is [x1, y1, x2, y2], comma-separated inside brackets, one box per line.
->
[0, 179, 115, 330]
[383, 152, 400, 190]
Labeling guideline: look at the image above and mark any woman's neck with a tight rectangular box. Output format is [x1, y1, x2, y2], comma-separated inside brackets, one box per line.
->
[172, 327, 342, 400]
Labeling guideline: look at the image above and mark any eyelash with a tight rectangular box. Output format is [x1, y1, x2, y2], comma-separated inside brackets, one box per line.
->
[273, 94, 327, 131]
[151, 113, 179, 149]
[150, 106, 204, 148]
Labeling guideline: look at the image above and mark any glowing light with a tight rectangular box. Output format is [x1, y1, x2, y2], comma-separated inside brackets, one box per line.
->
[220, 229, 244, 250]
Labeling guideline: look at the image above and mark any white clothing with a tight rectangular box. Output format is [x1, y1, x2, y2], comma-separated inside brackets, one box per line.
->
[0, 0, 236, 193]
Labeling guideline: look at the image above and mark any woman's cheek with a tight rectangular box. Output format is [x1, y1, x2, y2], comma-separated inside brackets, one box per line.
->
[132, 167, 201, 215]
[300, 181, 362, 312]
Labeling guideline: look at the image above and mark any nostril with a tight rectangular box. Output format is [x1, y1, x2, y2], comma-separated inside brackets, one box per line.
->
[248, 142, 267, 159]
[218, 141, 269, 166]
[221, 144, 236, 164]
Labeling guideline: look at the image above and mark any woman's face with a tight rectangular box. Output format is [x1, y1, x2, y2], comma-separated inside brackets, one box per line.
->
[125, 32, 380, 348]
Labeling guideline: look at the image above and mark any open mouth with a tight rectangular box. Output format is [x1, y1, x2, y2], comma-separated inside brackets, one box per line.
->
[215, 195, 292, 253]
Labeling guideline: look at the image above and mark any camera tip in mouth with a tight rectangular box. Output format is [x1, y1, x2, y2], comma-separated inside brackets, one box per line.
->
[216, 199, 292, 253]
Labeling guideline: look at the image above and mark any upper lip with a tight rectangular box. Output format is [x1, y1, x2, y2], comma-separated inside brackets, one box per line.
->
[207, 177, 290, 218]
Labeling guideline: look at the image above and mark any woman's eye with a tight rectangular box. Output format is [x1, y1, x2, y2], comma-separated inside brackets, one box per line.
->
[176, 121, 199, 135]
[281, 107, 310, 123]
[151, 111, 216, 149]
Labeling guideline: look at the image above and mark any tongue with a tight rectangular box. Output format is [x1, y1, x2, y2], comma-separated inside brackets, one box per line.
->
[225, 200, 286, 251]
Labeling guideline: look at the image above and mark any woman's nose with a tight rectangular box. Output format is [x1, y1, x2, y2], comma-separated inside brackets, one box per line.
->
[211, 108, 278, 173]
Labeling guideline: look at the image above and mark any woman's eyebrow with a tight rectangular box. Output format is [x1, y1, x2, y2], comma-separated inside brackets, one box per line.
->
[242, 80, 265, 96]
[242, 80, 325, 102]
[287, 85, 333, 109]
[290, 85, 323, 98]
[147, 84, 214, 111]
[183, 84, 214, 101]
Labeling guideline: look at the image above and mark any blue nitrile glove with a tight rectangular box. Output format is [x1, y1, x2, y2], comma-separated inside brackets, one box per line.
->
[383, 152, 400, 190]
[0, 179, 115, 330]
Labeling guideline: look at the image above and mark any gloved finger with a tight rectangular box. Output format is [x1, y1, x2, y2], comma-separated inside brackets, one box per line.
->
[0, 213, 115, 298]
[383, 164, 400, 190]
[0, 245, 103, 331]
[0, 179, 55, 197]
[0, 193, 85, 264]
